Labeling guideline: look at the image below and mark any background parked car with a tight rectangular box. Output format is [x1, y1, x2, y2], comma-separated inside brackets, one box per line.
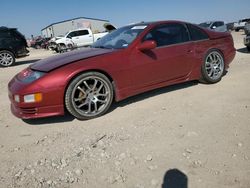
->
[54, 28, 110, 53]
[40, 38, 51, 49]
[244, 34, 250, 51]
[29, 37, 51, 49]
[199, 21, 227, 32]
[244, 23, 250, 35]
[29, 36, 41, 48]
[0, 27, 29, 67]
[52, 24, 116, 53]
[234, 18, 250, 31]
[226, 22, 235, 31]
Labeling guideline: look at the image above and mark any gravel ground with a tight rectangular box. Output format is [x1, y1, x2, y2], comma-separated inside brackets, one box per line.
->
[0, 32, 249, 188]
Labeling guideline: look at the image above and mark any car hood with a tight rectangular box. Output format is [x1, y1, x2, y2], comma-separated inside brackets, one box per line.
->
[31, 48, 114, 72]
[55, 37, 67, 44]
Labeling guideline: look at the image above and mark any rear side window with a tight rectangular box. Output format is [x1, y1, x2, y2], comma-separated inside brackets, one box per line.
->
[212, 22, 224, 27]
[0, 31, 11, 38]
[78, 30, 89, 36]
[187, 24, 209, 41]
[11, 30, 24, 39]
[218, 22, 224, 27]
[143, 23, 190, 47]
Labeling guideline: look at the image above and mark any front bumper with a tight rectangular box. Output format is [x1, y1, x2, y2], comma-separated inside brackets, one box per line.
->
[8, 76, 65, 119]
[10, 103, 64, 119]
[17, 47, 29, 57]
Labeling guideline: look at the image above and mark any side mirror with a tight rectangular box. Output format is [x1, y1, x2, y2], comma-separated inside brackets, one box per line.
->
[212, 26, 217, 29]
[137, 40, 157, 51]
[67, 35, 72, 39]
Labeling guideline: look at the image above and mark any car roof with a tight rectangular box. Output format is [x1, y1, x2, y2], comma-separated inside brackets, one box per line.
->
[126, 20, 188, 27]
[0, 26, 17, 31]
[65, 28, 91, 33]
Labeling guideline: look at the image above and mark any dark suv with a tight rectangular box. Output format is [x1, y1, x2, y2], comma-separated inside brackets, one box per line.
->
[0, 27, 29, 67]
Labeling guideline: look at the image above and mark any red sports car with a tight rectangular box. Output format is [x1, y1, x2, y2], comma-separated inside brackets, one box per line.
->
[8, 21, 236, 120]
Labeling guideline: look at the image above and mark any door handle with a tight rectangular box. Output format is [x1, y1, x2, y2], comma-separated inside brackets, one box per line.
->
[187, 50, 193, 53]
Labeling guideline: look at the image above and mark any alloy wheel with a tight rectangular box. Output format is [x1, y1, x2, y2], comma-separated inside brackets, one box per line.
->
[205, 51, 224, 80]
[0, 51, 14, 67]
[71, 76, 112, 118]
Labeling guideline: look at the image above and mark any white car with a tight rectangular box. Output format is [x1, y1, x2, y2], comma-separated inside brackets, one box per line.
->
[234, 18, 250, 32]
[55, 28, 108, 52]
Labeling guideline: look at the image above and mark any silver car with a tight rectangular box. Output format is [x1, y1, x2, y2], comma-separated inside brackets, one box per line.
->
[244, 35, 250, 51]
[244, 23, 250, 35]
[199, 21, 228, 32]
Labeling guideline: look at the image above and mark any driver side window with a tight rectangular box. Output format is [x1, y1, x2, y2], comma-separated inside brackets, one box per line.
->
[67, 31, 77, 38]
[143, 23, 190, 47]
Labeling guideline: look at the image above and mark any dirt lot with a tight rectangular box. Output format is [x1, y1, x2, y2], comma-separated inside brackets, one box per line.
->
[0, 32, 249, 188]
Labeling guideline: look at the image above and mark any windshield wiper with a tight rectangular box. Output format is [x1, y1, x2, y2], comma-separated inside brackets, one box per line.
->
[92, 45, 107, 49]
[92, 45, 113, 49]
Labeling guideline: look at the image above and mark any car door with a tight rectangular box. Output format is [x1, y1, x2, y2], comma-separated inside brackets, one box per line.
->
[130, 23, 194, 89]
[66, 31, 77, 45]
[69, 31, 80, 46]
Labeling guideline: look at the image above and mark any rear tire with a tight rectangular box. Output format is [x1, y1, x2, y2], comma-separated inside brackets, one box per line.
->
[65, 72, 114, 120]
[201, 50, 225, 84]
[247, 46, 250, 52]
[0, 50, 15, 67]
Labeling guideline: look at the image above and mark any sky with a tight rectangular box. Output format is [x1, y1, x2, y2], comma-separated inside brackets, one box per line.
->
[1, 0, 250, 38]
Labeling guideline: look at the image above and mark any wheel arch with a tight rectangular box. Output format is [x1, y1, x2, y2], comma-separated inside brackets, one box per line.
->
[205, 48, 225, 60]
[63, 69, 116, 112]
[0, 48, 17, 57]
[200, 48, 225, 83]
[202, 47, 225, 71]
[58, 43, 66, 46]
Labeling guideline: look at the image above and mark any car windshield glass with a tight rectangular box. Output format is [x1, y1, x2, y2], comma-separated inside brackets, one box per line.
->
[199, 22, 212, 28]
[92, 25, 148, 49]
[64, 31, 70, 37]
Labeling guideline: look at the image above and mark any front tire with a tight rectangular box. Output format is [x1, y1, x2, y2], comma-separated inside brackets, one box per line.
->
[65, 72, 114, 120]
[58, 44, 67, 53]
[0, 50, 15, 67]
[247, 46, 250, 52]
[201, 50, 225, 84]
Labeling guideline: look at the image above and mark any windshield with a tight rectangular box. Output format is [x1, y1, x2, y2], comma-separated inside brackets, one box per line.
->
[199, 22, 212, 28]
[92, 25, 148, 49]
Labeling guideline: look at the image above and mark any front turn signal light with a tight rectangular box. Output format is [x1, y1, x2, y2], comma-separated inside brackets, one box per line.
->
[23, 93, 42, 103]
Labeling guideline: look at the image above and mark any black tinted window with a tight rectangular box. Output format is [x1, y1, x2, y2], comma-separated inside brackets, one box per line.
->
[78, 30, 89, 36]
[218, 22, 224, 26]
[188, 24, 209, 41]
[144, 23, 189, 47]
[11, 30, 24, 39]
[67, 31, 77, 38]
[213, 22, 224, 27]
[0, 31, 11, 38]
